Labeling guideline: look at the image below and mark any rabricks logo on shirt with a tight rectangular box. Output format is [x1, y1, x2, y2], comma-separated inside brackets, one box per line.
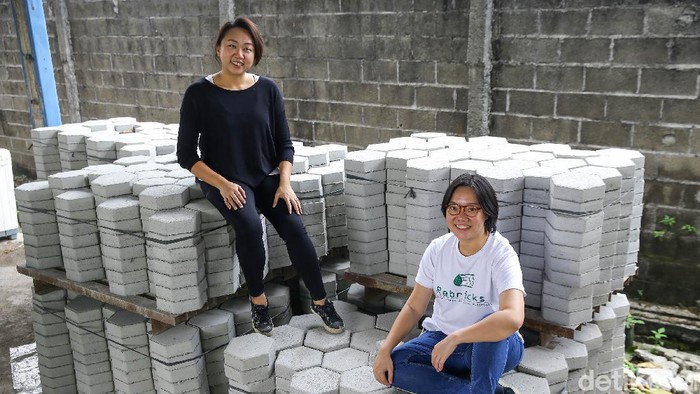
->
[453, 273, 475, 288]
[435, 273, 489, 306]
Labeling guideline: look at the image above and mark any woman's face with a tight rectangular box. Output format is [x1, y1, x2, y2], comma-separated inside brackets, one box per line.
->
[217, 27, 255, 76]
[445, 186, 488, 242]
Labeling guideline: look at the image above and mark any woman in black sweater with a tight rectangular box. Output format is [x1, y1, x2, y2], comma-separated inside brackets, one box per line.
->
[177, 16, 343, 335]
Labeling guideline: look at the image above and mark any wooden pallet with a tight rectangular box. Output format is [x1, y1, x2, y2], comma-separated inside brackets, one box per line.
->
[17, 264, 297, 333]
[343, 271, 577, 342]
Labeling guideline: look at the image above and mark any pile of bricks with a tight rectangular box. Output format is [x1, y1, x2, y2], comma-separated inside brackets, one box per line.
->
[341, 133, 642, 393]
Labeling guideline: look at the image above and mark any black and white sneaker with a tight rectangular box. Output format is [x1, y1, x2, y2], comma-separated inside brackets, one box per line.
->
[310, 299, 345, 334]
[251, 302, 273, 335]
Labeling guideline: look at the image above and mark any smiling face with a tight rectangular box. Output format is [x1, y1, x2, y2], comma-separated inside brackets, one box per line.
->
[446, 186, 489, 244]
[216, 27, 255, 76]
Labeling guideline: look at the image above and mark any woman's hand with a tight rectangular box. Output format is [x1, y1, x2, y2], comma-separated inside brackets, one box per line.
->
[372, 348, 394, 386]
[273, 183, 301, 215]
[219, 180, 246, 210]
[431, 335, 459, 372]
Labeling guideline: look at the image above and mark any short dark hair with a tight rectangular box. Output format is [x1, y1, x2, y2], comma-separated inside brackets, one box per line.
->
[214, 16, 264, 66]
[441, 173, 499, 234]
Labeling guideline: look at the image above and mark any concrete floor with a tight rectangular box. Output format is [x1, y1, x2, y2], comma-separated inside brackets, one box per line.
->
[0, 233, 35, 393]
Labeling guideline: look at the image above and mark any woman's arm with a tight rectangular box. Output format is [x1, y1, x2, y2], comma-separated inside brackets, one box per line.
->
[373, 283, 433, 385]
[190, 161, 247, 210]
[273, 160, 301, 214]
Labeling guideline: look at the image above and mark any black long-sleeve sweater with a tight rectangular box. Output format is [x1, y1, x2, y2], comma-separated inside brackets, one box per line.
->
[177, 76, 295, 188]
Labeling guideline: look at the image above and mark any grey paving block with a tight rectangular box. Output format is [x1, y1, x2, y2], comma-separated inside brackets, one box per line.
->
[275, 346, 324, 380]
[607, 293, 630, 317]
[90, 172, 137, 197]
[228, 375, 275, 393]
[290, 366, 340, 394]
[546, 336, 589, 370]
[268, 323, 305, 353]
[48, 170, 90, 190]
[517, 346, 569, 384]
[305, 327, 351, 352]
[546, 210, 604, 233]
[350, 329, 389, 353]
[375, 311, 399, 332]
[145, 207, 200, 235]
[224, 333, 276, 371]
[138, 184, 189, 210]
[322, 347, 369, 373]
[585, 156, 636, 178]
[289, 313, 324, 332]
[405, 157, 450, 181]
[344, 150, 387, 173]
[149, 323, 201, 362]
[338, 365, 395, 394]
[95, 196, 140, 221]
[541, 307, 592, 328]
[550, 173, 606, 203]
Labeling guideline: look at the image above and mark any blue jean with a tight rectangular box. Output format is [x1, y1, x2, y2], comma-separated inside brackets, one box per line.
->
[391, 330, 524, 394]
[200, 175, 326, 300]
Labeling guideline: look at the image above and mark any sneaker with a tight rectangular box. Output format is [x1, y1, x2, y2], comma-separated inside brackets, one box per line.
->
[251, 302, 273, 335]
[310, 299, 345, 334]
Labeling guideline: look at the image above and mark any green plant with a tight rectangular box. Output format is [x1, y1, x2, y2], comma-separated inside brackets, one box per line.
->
[624, 314, 644, 329]
[647, 327, 668, 347]
[653, 215, 698, 240]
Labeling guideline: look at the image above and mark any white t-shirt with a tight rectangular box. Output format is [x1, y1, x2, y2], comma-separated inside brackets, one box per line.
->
[415, 231, 525, 335]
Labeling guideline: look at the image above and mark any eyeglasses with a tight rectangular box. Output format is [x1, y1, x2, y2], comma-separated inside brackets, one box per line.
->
[445, 203, 482, 217]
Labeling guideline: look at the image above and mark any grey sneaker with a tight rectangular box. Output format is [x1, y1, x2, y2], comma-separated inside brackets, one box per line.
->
[251, 302, 273, 335]
[310, 299, 345, 334]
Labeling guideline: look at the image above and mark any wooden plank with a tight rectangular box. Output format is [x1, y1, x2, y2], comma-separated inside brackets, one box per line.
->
[18, 263, 294, 331]
[343, 271, 576, 339]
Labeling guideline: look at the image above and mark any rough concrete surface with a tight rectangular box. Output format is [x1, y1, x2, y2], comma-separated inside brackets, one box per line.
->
[0, 233, 34, 393]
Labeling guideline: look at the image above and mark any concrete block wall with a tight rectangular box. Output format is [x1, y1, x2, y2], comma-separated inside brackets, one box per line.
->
[2, 0, 697, 302]
[491, 1, 700, 300]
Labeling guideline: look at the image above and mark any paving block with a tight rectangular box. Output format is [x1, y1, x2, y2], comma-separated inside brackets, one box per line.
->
[48, 170, 90, 190]
[517, 346, 569, 384]
[338, 365, 395, 394]
[138, 184, 189, 210]
[607, 293, 630, 317]
[224, 332, 276, 371]
[541, 307, 592, 328]
[350, 329, 389, 353]
[288, 314, 324, 332]
[344, 150, 387, 173]
[145, 207, 200, 235]
[270, 324, 306, 353]
[290, 366, 340, 394]
[546, 210, 604, 233]
[305, 327, 351, 352]
[546, 336, 589, 370]
[476, 166, 525, 191]
[275, 346, 325, 379]
[149, 323, 202, 362]
[322, 347, 369, 373]
[550, 172, 606, 204]
[375, 312, 399, 332]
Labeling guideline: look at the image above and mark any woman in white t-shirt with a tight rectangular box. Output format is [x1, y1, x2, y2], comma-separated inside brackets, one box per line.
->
[373, 174, 525, 394]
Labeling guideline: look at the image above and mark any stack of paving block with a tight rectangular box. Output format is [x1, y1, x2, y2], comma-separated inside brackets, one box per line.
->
[592, 293, 628, 392]
[225, 333, 277, 393]
[588, 152, 643, 288]
[146, 207, 207, 314]
[344, 150, 389, 276]
[15, 181, 62, 269]
[86, 132, 120, 165]
[47, 168, 90, 199]
[220, 283, 292, 336]
[519, 166, 567, 308]
[32, 287, 77, 393]
[571, 165, 623, 307]
[116, 133, 156, 159]
[54, 189, 105, 282]
[405, 157, 450, 286]
[308, 164, 347, 250]
[478, 166, 525, 254]
[293, 173, 328, 260]
[65, 296, 114, 393]
[541, 173, 605, 328]
[31, 126, 63, 178]
[295, 145, 330, 169]
[515, 345, 570, 393]
[96, 196, 150, 296]
[186, 198, 238, 298]
[320, 256, 352, 301]
[105, 310, 155, 393]
[187, 309, 235, 392]
[57, 125, 93, 171]
[149, 324, 208, 392]
[385, 149, 427, 276]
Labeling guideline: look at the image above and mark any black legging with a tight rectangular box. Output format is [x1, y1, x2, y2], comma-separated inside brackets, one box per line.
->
[200, 175, 326, 301]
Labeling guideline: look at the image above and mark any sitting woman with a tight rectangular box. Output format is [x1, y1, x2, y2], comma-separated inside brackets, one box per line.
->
[373, 174, 525, 394]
